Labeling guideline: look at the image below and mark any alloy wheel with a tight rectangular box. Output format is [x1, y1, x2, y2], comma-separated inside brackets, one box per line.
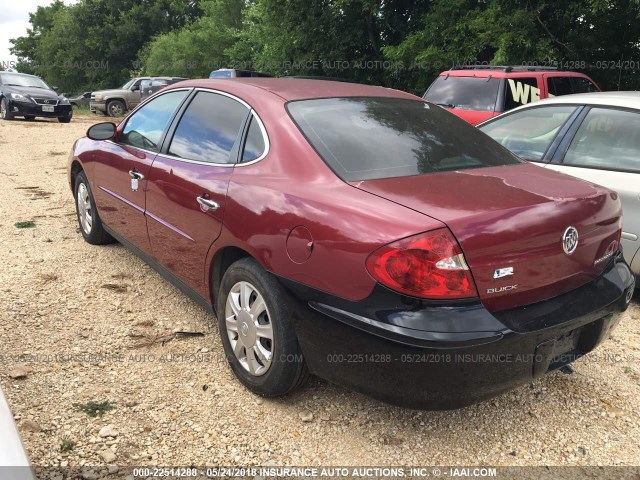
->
[108, 103, 123, 116]
[225, 281, 274, 376]
[76, 183, 93, 234]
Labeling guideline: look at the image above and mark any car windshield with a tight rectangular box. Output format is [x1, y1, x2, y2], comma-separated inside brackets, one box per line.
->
[0, 73, 50, 89]
[120, 78, 135, 89]
[424, 76, 501, 111]
[287, 97, 522, 181]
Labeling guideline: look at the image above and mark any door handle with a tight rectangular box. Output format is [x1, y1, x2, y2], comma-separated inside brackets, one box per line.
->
[197, 196, 219, 211]
[128, 170, 144, 180]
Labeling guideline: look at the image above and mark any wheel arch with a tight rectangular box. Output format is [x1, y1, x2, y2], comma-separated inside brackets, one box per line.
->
[209, 245, 255, 314]
[69, 159, 84, 192]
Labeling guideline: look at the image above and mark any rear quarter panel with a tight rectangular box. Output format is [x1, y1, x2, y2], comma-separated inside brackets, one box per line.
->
[209, 98, 445, 301]
[546, 164, 640, 270]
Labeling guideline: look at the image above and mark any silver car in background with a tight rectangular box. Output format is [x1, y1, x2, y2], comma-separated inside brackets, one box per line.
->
[0, 386, 35, 479]
[479, 91, 640, 280]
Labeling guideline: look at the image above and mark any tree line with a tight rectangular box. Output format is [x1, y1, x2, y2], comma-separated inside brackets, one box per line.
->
[8, 0, 640, 95]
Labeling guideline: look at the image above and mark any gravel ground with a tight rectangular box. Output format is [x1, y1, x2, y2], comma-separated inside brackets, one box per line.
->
[0, 115, 639, 469]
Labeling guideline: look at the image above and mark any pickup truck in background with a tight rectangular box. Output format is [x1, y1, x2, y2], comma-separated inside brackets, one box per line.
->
[90, 77, 150, 117]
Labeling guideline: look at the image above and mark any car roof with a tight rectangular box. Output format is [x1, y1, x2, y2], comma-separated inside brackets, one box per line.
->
[524, 91, 640, 109]
[169, 78, 419, 102]
[443, 69, 589, 79]
[495, 91, 640, 117]
[477, 91, 640, 127]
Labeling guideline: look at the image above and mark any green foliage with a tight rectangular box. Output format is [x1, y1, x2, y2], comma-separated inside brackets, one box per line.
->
[74, 400, 116, 417]
[8, 0, 640, 93]
[10, 0, 202, 92]
[60, 439, 76, 452]
[384, 0, 640, 94]
[139, 0, 244, 77]
[14, 221, 36, 229]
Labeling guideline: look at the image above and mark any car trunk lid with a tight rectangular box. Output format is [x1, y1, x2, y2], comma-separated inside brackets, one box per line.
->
[350, 163, 622, 312]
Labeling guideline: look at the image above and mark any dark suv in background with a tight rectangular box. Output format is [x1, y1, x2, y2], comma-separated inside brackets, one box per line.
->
[424, 66, 600, 125]
[0, 72, 73, 123]
[140, 77, 188, 101]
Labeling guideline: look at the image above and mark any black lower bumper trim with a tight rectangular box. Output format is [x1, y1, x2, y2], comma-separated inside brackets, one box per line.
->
[282, 252, 634, 409]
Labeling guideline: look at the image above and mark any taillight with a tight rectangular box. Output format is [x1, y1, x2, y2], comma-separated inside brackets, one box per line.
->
[365, 228, 478, 299]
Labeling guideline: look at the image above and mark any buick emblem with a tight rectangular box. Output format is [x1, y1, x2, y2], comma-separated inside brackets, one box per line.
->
[562, 226, 579, 255]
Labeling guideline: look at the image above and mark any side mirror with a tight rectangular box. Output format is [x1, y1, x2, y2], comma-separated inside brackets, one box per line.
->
[131, 85, 140, 92]
[87, 122, 117, 141]
[52, 86, 60, 93]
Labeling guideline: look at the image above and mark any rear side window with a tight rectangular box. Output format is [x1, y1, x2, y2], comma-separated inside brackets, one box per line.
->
[504, 77, 540, 111]
[423, 76, 500, 111]
[480, 105, 578, 161]
[168, 91, 249, 164]
[288, 97, 522, 182]
[121, 90, 189, 150]
[563, 108, 640, 173]
[571, 77, 598, 93]
[241, 115, 266, 162]
[547, 77, 573, 97]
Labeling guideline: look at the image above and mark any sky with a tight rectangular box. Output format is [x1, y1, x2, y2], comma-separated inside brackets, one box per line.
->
[0, 1, 74, 67]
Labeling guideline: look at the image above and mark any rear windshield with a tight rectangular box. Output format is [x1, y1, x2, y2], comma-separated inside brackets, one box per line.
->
[424, 76, 501, 111]
[287, 97, 522, 181]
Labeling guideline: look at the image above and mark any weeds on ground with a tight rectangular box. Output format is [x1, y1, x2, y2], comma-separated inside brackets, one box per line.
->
[15, 221, 36, 229]
[75, 401, 116, 417]
[60, 439, 76, 452]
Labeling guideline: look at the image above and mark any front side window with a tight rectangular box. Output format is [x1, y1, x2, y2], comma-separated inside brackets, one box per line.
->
[423, 76, 501, 111]
[288, 97, 521, 182]
[563, 108, 640, 172]
[241, 115, 266, 162]
[168, 91, 249, 164]
[504, 77, 540, 111]
[479, 105, 578, 161]
[120, 90, 189, 150]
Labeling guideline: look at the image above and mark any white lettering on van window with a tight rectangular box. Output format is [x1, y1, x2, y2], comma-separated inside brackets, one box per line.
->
[507, 79, 541, 105]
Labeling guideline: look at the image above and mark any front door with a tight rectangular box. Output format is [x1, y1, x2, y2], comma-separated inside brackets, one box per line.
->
[92, 89, 190, 253]
[146, 90, 250, 296]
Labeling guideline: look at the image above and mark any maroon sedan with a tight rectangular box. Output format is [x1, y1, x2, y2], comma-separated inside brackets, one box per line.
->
[68, 79, 635, 409]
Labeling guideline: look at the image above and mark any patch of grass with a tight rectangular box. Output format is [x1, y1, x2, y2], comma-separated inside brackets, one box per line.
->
[73, 106, 93, 115]
[624, 366, 633, 375]
[60, 439, 76, 452]
[75, 400, 116, 417]
[15, 221, 36, 229]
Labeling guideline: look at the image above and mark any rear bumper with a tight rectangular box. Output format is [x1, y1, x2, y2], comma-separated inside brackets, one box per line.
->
[9, 100, 72, 118]
[284, 251, 635, 409]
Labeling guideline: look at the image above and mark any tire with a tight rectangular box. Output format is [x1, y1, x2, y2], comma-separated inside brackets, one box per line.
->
[1, 97, 14, 120]
[217, 258, 309, 397]
[24, 115, 36, 121]
[74, 171, 113, 245]
[58, 116, 72, 123]
[106, 100, 126, 117]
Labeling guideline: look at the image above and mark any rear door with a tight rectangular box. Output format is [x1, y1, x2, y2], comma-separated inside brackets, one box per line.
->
[145, 90, 250, 295]
[92, 89, 190, 253]
[546, 106, 640, 268]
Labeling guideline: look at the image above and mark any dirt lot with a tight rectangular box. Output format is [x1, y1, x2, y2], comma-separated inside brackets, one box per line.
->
[0, 115, 639, 469]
